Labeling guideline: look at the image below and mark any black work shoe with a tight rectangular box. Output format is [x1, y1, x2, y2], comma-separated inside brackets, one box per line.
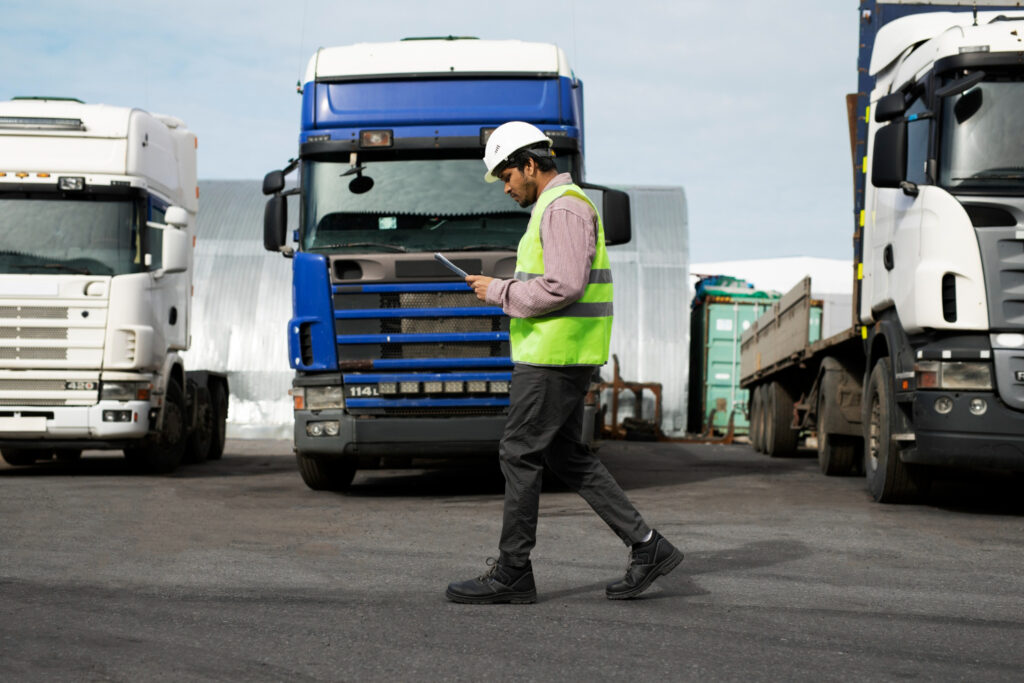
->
[605, 530, 683, 600]
[446, 558, 537, 604]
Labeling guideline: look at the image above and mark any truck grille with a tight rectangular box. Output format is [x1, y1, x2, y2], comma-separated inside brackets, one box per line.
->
[0, 306, 69, 319]
[0, 348, 67, 360]
[0, 327, 68, 339]
[333, 282, 512, 416]
[0, 298, 106, 369]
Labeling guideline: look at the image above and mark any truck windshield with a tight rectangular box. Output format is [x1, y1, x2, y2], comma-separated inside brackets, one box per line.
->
[0, 196, 144, 276]
[301, 157, 539, 253]
[939, 76, 1024, 193]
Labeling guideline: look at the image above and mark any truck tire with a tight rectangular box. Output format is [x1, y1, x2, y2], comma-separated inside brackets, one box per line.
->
[206, 381, 228, 461]
[185, 384, 213, 464]
[124, 379, 186, 474]
[296, 451, 356, 491]
[817, 380, 856, 476]
[749, 384, 764, 452]
[864, 358, 927, 503]
[1, 449, 39, 466]
[766, 381, 797, 457]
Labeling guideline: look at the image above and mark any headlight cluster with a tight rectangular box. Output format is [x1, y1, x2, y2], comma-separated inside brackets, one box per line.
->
[914, 361, 992, 391]
[100, 381, 151, 401]
[291, 386, 345, 411]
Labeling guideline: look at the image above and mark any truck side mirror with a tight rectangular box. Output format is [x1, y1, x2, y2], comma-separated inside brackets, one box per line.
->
[580, 183, 632, 246]
[874, 92, 906, 123]
[601, 189, 632, 246]
[264, 194, 287, 251]
[871, 120, 907, 189]
[159, 226, 189, 275]
[263, 170, 285, 196]
[164, 206, 188, 228]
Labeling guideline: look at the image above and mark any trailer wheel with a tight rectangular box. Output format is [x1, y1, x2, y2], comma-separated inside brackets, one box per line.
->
[185, 384, 213, 464]
[1, 449, 39, 466]
[749, 385, 764, 452]
[864, 358, 927, 503]
[296, 452, 356, 491]
[206, 381, 228, 461]
[817, 378, 856, 476]
[125, 379, 186, 474]
[766, 381, 797, 457]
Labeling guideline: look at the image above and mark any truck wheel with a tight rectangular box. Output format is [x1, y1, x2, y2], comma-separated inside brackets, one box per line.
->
[864, 358, 927, 503]
[766, 381, 797, 457]
[206, 382, 228, 461]
[296, 452, 356, 491]
[125, 379, 186, 474]
[185, 384, 213, 464]
[817, 388, 855, 476]
[1, 449, 39, 466]
[749, 384, 764, 452]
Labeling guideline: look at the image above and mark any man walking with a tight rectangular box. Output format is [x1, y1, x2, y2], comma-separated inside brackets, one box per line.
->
[445, 121, 682, 604]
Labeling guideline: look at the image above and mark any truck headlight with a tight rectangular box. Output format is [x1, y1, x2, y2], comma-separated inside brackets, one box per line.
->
[100, 381, 150, 401]
[306, 421, 340, 437]
[306, 385, 344, 410]
[914, 361, 992, 391]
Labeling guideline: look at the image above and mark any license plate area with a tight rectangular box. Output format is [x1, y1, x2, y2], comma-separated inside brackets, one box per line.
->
[0, 416, 47, 433]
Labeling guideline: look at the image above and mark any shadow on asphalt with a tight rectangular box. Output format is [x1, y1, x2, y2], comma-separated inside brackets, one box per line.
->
[0, 453, 297, 479]
[536, 539, 811, 603]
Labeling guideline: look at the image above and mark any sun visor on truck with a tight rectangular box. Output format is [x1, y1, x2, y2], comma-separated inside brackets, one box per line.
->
[304, 77, 577, 131]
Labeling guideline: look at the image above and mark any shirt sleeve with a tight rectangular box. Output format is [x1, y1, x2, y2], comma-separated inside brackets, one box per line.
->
[485, 198, 597, 318]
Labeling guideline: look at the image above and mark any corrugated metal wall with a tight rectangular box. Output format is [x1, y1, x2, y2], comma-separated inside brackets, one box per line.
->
[187, 181, 689, 439]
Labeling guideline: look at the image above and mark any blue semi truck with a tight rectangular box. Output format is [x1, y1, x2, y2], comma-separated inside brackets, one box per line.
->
[262, 38, 631, 490]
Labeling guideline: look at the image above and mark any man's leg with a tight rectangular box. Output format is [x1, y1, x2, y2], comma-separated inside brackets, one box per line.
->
[497, 364, 576, 565]
[543, 366, 684, 600]
[541, 366, 650, 545]
[446, 364, 569, 604]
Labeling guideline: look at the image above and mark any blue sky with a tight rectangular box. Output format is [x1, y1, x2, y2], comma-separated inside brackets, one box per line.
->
[2, 1, 857, 263]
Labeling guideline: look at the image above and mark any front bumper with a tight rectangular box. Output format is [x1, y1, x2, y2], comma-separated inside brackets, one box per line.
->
[0, 401, 153, 448]
[294, 409, 507, 457]
[909, 391, 1024, 471]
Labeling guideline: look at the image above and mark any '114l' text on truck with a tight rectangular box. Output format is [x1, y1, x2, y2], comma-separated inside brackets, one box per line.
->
[0, 98, 228, 472]
[263, 38, 631, 491]
[741, 1, 1024, 502]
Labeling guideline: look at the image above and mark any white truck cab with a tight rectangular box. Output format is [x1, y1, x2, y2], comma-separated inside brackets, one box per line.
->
[0, 97, 227, 471]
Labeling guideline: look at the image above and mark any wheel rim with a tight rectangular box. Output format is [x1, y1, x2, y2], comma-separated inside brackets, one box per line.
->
[868, 393, 881, 473]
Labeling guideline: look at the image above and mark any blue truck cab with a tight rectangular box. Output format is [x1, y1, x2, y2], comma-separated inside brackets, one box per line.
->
[262, 37, 631, 490]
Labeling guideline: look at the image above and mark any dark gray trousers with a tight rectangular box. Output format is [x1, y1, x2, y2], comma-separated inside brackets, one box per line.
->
[498, 363, 650, 566]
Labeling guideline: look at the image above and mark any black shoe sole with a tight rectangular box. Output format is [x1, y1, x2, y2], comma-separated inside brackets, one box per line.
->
[445, 588, 537, 604]
[606, 548, 684, 600]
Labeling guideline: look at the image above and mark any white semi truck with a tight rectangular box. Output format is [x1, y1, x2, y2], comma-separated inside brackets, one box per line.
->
[0, 97, 227, 472]
[741, 2, 1024, 502]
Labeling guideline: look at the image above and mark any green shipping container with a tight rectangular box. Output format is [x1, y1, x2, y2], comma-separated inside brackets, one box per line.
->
[688, 276, 824, 435]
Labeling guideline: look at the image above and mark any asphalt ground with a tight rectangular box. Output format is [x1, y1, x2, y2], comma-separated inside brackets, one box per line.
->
[1, 438, 1023, 682]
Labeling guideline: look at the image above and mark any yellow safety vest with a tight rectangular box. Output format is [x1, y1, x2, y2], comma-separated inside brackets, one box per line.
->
[509, 183, 613, 366]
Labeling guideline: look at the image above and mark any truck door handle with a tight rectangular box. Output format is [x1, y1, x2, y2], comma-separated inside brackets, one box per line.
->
[883, 245, 894, 271]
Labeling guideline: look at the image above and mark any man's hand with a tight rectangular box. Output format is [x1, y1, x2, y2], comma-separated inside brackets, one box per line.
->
[466, 275, 494, 302]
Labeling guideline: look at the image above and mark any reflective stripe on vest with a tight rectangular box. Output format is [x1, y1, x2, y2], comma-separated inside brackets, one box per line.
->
[509, 182, 613, 366]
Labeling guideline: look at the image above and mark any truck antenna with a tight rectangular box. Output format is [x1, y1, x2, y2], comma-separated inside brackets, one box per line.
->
[973, 1, 978, 26]
[296, 0, 309, 94]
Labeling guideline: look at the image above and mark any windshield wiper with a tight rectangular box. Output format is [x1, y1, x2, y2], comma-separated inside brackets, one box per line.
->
[442, 245, 517, 252]
[314, 242, 408, 252]
[955, 168, 1024, 181]
[14, 263, 92, 275]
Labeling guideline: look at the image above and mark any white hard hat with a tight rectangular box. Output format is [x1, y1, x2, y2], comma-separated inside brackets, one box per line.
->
[482, 121, 552, 183]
